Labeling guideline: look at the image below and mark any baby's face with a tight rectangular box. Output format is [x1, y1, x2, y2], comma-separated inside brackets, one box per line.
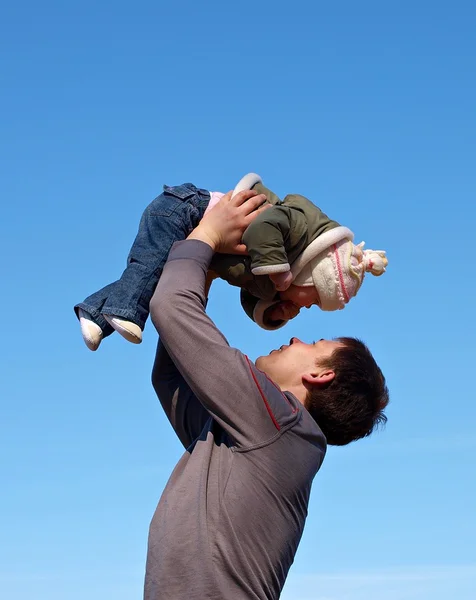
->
[279, 284, 321, 309]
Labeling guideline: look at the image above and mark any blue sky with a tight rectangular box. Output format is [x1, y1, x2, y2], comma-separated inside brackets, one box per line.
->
[1, 1, 475, 598]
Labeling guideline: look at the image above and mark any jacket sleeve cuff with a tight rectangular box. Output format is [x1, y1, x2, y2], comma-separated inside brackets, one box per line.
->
[251, 263, 290, 275]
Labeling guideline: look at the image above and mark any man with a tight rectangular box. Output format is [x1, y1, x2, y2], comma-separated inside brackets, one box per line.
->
[145, 190, 389, 599]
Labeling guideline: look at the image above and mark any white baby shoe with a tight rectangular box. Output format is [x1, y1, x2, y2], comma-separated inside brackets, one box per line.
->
[103, 315, 142, 344]
[78, 308, 103, 351]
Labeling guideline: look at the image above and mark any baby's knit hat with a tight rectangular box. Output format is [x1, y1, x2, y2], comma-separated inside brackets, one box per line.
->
[291, 228, 388, 311]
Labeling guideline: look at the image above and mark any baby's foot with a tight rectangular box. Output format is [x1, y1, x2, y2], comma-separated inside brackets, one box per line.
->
[78, 308, 103, 351]
[103, 315, 142, 344]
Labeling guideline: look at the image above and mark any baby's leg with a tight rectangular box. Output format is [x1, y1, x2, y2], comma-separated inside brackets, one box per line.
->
[101, 184, 209, 342]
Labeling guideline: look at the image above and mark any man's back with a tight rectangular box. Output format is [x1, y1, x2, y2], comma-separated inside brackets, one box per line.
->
[146, 240, 326, 599]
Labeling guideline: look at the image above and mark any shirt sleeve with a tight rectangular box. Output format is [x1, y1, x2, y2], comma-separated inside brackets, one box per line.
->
[149, 240, 300, 448]
[151, 339, 212, 449]
[241, 205, 308, 275]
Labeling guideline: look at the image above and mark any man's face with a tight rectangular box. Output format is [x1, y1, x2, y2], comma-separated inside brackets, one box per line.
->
[279, 285, 321, 309]
[255, 337, 342, 391]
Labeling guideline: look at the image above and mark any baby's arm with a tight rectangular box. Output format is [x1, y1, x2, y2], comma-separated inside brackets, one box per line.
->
[241, 205, 307, 291]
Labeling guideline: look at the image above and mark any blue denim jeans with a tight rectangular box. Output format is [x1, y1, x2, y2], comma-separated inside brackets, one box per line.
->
[74, 183, 210, 337]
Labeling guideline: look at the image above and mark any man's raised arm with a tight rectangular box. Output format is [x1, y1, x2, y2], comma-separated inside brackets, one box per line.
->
[151, 340, 212, 449]
[151, 271, 218, 449]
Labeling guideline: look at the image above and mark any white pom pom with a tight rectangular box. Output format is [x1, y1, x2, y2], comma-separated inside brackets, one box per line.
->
[363, 249, 388, 276]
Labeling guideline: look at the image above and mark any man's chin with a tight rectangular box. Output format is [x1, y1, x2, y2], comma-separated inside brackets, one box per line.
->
[255, 355, 268, 369]
[256, 350, 279, 370]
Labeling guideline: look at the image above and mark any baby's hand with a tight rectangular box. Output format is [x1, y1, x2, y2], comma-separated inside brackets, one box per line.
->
[265, 301, 301, 323]
[269, 271, 293, 291]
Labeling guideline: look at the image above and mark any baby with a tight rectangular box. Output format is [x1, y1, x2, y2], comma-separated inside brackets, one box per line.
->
[74, 174, 387, 350]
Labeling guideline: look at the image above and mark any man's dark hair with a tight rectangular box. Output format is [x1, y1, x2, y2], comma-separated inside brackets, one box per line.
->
[305, 337, 389, 446]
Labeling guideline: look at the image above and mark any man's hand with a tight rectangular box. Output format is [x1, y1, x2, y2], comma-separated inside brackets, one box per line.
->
[187, 189, 269, 254]
[265, 301, 301, 323]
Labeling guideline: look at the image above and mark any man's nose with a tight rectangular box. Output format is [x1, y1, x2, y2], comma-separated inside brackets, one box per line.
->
[289, 337, 301, 345]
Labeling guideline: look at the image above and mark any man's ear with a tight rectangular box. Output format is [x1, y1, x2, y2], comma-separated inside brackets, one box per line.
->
[302, 369, 335, 387]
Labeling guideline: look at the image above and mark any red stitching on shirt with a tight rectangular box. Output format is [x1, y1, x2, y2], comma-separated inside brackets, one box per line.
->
[262, 372, 298, 413]
[245, 356, 281, 430]
[249, 360, 298, 413]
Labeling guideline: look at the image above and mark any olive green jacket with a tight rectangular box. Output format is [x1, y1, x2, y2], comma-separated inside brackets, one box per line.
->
[209, 182, 346, 330]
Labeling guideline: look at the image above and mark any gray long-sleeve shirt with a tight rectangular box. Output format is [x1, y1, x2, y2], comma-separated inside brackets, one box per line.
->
[145, 240, 327, 600]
